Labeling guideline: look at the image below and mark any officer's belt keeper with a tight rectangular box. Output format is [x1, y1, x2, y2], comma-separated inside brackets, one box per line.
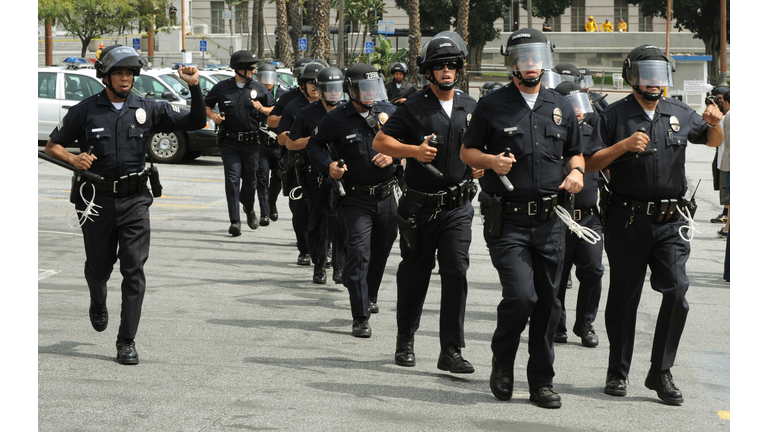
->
[221, 128, 259, 144]
[347, 177, 398, 199]
[613, 193, 686, 223]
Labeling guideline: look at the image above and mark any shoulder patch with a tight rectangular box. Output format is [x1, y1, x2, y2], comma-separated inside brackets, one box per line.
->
[171, 105, 181, 113]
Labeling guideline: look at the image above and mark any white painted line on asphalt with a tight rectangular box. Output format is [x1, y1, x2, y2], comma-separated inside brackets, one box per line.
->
[38, 270, 60, 280]
[38, 230, 82, 236]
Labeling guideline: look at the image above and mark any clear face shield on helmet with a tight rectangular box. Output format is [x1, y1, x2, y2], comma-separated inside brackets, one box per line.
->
[319, 81, 344, 105]
[98, 46, 148, 75]
[626, 60, 673, 88]
[565, 92, 594, 116]
[560, 73, 580, 83]
[257, 70, 277, 86]
[581, 75, 594, 89]
[508, 43, 554, 74]
[349, 76, 387, 105]
[540, 69, 562, 89]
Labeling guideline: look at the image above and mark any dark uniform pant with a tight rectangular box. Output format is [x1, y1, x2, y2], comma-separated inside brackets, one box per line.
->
[220, 140, 260, 223]
[485, 214, 565, 390]
[78, 189, 153, 340]
[286, 167, 309, 256]
[256, 143, 281, 217]
[341, 193, 397, 318]
[556, 214, 604, 333]
[603, 206, 690, 379]
[396, 200, 473, 349]
[302, 168, 331, 265]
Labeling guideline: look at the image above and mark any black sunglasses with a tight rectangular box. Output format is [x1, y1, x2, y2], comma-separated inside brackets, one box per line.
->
[246, 66, 257, 71]
[431, 61, 459, 71]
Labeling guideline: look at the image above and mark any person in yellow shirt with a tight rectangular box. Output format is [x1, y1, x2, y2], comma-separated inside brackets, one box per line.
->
[600, 19, 614, 32]
[585, 16, 598, 32]
[618, 19, 628, 32]
[95, 43, 104, 60]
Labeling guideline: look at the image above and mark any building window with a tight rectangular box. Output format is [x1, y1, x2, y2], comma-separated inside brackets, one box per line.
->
[639, 6, 654, 32]
[571, 0, 586, 32]
[614, 0, 629, 31]
[553, 15, 562, 32]
[210, 1, 225, 34]
[234, 2, 248, 34]
[502, 4, 514, 32]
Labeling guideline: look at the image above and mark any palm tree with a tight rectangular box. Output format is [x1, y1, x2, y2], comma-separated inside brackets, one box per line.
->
[456, 0, 469, 93]
[309, 0, 331, 61]
[288, 0, 302, 61]
[407, 0, 421, 85]
[275, 0, 292, 65]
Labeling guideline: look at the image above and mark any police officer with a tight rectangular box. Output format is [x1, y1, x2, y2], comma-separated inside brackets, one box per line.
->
[205, 50, 275, 236]
[276, 61, 327, 267]
[385, 62, 416, 105]
[306, 63, 399, 338]
[373, 31, 480, 374]
[584, 45, 723, 405]
[44, 45, 206, 364]
[255, 63, 287, 226]
[551, 82, 604, 348]
[286, 66, 344, 284]
[461, 28, 584, 408]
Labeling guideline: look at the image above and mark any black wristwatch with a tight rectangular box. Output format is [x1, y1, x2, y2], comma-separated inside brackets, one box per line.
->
[572, 166, 585, 175]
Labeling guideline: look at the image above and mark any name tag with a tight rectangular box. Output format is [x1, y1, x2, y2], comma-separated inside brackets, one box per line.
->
[346, 134, 356, 139]
[504, 127, 517, 133]
[91, 128, 104, 132]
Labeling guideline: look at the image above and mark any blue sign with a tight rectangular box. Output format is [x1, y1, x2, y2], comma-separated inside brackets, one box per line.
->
[132, 38, 141, 50]
[200, 40, 207, 52]
[364, 41, 374, 54]
[298, 38, 307, 51]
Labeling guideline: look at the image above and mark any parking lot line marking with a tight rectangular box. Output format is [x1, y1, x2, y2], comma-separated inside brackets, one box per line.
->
[39, 230, 82, 236]
[38, 270, 60, 281]
[718, 411, 730, 420]
[152, 203, 211, 208]
[162, 177, 222, 182]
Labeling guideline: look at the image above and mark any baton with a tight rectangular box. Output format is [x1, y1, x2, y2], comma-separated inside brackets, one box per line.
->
[612, 128, 657, 164]
[335, 159, 346, 196]
[417, 135, 443, 179]
[38, 151, 104, 182]
[498, 148, 515, 191]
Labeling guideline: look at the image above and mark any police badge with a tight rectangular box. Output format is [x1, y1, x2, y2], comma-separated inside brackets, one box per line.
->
[466, 113, 472, 126]
[378, 112, 389, 124]
[250, 89, 258, 100]
[135, 108, 147, 124]
[553, 108, 562, 125]
[669, 116, 680, 132]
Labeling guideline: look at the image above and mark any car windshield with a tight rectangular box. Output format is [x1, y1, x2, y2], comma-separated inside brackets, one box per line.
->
[158, 73, 191, 99]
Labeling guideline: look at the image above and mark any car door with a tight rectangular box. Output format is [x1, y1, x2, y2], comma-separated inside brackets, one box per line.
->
[38, 71, 59, 141]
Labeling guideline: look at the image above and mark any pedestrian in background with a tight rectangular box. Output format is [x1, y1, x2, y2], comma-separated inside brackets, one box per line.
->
[585, 16, 598, 32]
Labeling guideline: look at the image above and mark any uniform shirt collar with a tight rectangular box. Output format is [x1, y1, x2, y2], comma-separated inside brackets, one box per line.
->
[96, 89, 139, 108]
[626, 94, 674, 118]
[505, 84, 555, 110]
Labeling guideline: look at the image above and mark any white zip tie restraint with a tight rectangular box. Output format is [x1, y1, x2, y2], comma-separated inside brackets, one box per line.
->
[676, 204, 699, 242]
[289, 185, 303, 200]
[555, 205, 601, 245]
[66, 182, 101, 228]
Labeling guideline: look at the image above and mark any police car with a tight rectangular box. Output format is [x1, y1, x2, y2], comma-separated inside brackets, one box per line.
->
[38, 66, 219, 164]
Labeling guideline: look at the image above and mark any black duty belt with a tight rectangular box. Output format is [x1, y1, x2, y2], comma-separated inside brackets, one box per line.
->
[347, 177, 398, 199]
[501, 193, 560, 220]
[573, 207, 598, 221]
[403, 179, 474, 211]
[91, 172, 148, 198]
[613, 193, 683, 223]
[222, 129, 259, 144]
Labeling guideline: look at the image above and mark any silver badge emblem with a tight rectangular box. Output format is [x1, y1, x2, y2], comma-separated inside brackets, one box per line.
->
[670, 116, 680, 132]
[553, 108, 562, 125]
[466, 113, 472, 126]
[378, 112, 389, 124]
[135, 108, 147, 124]
[250, 89, 258, 100]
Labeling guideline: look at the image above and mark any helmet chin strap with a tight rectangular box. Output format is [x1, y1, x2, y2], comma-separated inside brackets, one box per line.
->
[633, 85, 662, 101]
[236, 69, 252, 83]
[105, 74, 132, 99]
[427, 72, 457, 91]
[513, 70, 543, 88]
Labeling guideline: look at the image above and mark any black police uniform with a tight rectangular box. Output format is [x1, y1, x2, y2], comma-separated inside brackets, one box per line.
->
[288, 100, 339, 270]
[306, 101, 399, 321]
[49, 85, 206, 341]
[276, 93, 313, 260]
[256, 85, 287, 220]
[584, 94, 710, 382]
[385, 79, 416, 104]
[205, 77, 275, 225]
[555, 122, 604, 340]
[463, 85, 581, 390]
[379, 88, 477, 351]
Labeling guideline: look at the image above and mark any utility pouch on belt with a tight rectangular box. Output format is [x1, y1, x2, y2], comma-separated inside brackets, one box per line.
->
[537, 196, 555, 221]
[393, 213, 419, 251]
[478, 190, 503, 237]
[557, 190, 575, 219]
[70, 174, 83, 204]
[148, 165, 163, 198]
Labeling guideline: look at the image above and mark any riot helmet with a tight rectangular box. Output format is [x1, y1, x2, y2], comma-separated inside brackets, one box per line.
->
[417, 31, 467, 91]
[344, 63, 387, 110]
[540, 69, 563, 89]
[622, 45, 673, 102]
[229, 50, 258, 82]
[554, 63, 583, 84]
[554, 81, 593, 121]
[95, 45, 148, 99]
[389, 62, 408, 83]
[298, 61, 324, 99]
[317, 67, 345, 107]
[501, 28, 553, 87]
[256, 63, 278, 86]
[578, 67, 594, 89]
[293, 58, 313, 77]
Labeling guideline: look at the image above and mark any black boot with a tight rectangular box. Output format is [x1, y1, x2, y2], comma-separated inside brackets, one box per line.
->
[394, 333, 415, 367]
[312, 262, 327, 284]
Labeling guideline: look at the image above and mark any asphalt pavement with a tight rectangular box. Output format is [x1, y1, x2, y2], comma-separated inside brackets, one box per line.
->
[36, 91, 730, 431]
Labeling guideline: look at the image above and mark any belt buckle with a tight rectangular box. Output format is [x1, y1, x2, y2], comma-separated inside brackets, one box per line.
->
[368, 185, 378, 196]
[646, 202, 655, 215]
[574, 209, 582, 221]
[437, 191, 447, 206]
[528, 201, 537, 215]
[238, 132, 244, 142]
[112, 181, 118, 194]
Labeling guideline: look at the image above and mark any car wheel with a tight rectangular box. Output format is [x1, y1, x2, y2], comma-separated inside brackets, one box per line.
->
[148, 131, 187, 164]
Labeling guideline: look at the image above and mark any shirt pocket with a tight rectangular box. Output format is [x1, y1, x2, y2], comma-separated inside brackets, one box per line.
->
[543, 123, 567, 160]
[84, 127, 112, 158]
[493, 128, 524, 156]
[220, 100, 236, 119]
[665, 135, 687, 166]
[128, 125, 152, 158]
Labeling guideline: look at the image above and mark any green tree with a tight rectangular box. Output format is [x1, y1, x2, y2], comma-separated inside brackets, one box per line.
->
[134, 0, 173, 32]
[46, 0, 137, 58]
[628, 0, 729, 84]
[521, 0, 572, 21]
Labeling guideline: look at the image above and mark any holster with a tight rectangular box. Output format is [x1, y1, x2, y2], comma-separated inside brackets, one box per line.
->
[557, 190, 575, 220]
[478, 191, 503, 237]
[70, 173, 84, 204]
[393, 213, 419, 251]
[148, 165, 163, 198]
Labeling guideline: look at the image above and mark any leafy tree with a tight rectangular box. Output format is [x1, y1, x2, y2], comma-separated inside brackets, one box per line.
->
[134, 0, 174, 32]
[521, 0, 572, 20]
[628, 0, 729, 84]
[45, 0, 137, 58]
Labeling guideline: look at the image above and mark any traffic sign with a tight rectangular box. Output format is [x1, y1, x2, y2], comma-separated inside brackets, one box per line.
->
[132, 38, 140, 50]
[200, 40, 207, 52]
[364, 41, 374, 54]
[299, 38, 307, 51]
